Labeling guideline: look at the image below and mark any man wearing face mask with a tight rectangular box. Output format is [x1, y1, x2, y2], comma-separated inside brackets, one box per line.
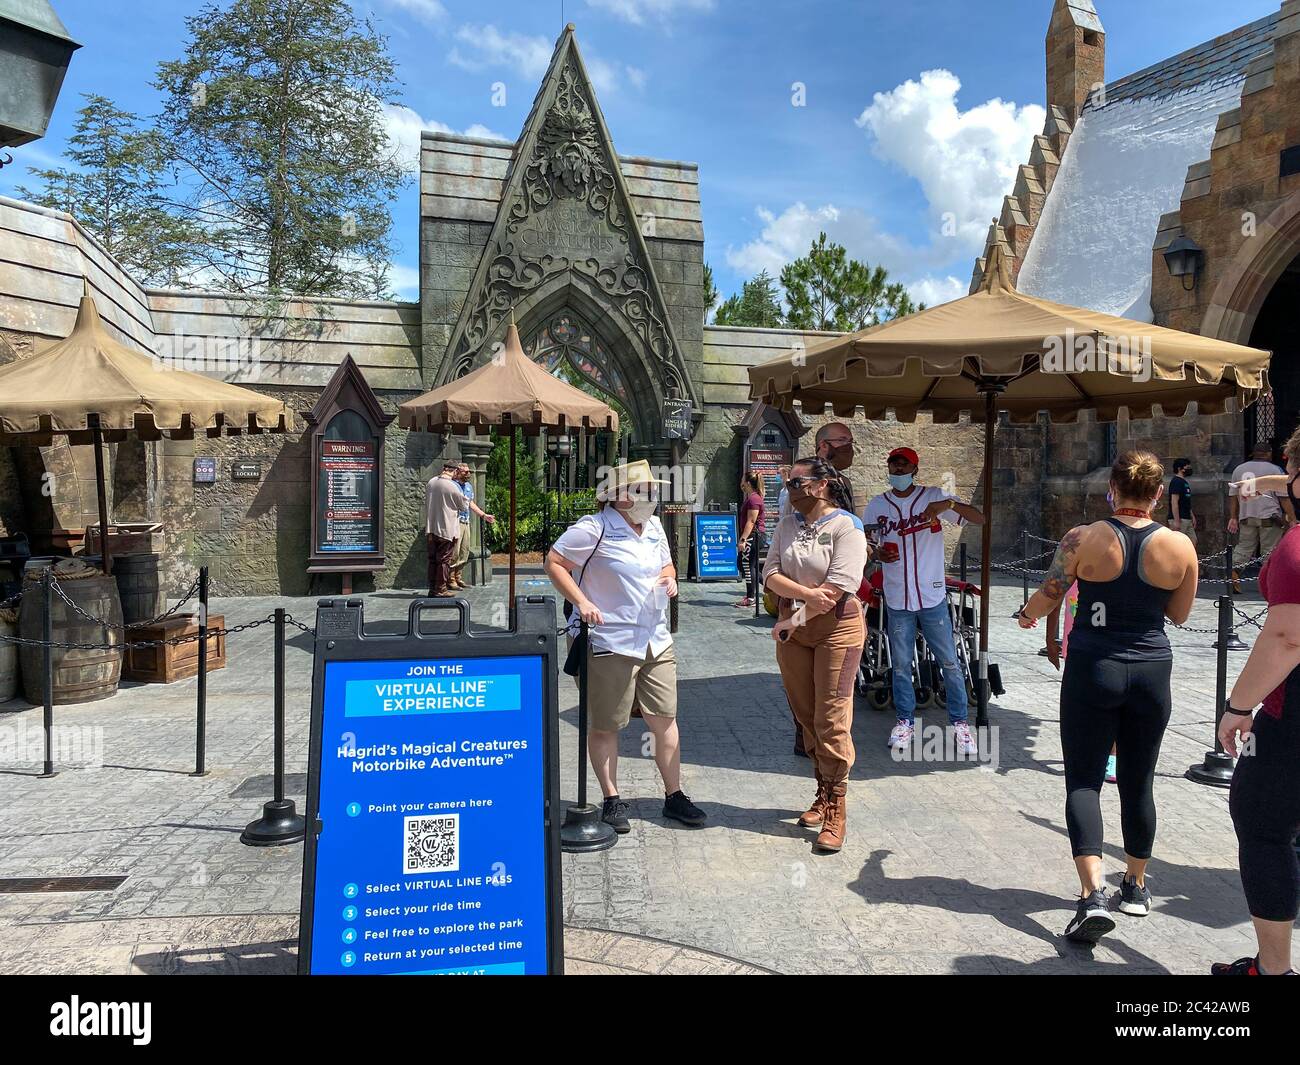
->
[863, 447, 984, 755]
[545, 461, 707, 834]
[815, 422, 857, 513]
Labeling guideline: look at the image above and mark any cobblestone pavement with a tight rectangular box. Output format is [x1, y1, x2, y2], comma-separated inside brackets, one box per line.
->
[0, 570, 1274, 975]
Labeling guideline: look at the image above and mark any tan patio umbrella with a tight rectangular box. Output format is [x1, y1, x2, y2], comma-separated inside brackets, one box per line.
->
[0, 292, 289, 574]
[748, 246, 1271, 722]
[399, 319, 618, 611]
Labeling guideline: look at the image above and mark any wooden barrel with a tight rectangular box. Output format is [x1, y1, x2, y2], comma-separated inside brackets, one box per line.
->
[0, 614, 16, 702]
[113, 553, 164, 626]
[18, 569, 123, 704]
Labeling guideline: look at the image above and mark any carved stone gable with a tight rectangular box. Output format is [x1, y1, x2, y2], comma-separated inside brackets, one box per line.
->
[439, 36, 696, 411]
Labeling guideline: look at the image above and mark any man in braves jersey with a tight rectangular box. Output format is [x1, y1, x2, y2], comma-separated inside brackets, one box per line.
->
[863, 447, 984, 754]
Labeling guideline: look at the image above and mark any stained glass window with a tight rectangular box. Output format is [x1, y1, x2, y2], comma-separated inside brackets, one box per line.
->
[523, 312, 630, 404]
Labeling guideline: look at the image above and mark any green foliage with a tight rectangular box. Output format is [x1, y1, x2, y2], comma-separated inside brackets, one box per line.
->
[713, 270, 783, 328]
[714, 235, 925, 332]
[483, 430, 546, 552]
[781, 232, 922, 331]
[18, 95, 200, 286]
[153, 0, 406, 299]
[703, 262, 719, 318]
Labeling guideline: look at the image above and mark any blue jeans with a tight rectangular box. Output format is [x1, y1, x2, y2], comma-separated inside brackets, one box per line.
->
[887, 602, 968, 725]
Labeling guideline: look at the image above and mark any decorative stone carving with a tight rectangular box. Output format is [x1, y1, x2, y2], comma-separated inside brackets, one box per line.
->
[444, 56, 691, 406]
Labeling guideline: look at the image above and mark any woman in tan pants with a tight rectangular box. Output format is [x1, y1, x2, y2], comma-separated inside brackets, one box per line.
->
[764, 457, 869, 853]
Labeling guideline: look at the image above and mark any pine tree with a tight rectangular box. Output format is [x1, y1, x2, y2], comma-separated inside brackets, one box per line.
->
[713, 270, 784, 328]
[153, 0, 406, 300]
[781, 232, 922, 331]
[18, 94, 198, 287]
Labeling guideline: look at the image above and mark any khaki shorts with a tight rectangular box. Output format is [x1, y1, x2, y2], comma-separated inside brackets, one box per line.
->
[585, 642, 677, 732]
[1167, 519, 1197, 546]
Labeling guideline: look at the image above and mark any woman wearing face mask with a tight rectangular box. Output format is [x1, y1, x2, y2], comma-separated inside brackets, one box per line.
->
[545, 461, 707, 834]
[736, 471, 767, 608]
[763, 457, 868, 853]
[1018, 451, 1198, 944]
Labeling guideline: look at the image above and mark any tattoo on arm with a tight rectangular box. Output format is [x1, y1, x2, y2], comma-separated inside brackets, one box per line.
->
[1041, 527, 1084, 600]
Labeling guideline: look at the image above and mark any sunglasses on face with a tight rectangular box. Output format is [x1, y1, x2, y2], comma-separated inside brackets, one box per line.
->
[786, 476, 825, 490]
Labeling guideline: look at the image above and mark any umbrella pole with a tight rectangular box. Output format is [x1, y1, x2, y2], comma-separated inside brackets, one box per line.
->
[977, 390, 996, 728]
[91, 415, 112, 577]
[509, 429, 517, 629]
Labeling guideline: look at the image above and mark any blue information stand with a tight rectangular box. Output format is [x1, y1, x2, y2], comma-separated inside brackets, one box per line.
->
[298, 596, 562, 975]
[693, 512, 739, 581]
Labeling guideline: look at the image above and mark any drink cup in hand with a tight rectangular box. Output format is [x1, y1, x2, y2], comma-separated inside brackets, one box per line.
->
[880, 542, 900, 564]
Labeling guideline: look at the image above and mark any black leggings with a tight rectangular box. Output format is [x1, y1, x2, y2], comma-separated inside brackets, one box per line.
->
[1229, 708, 1300, 922]
[1060, 652, 1173, 860]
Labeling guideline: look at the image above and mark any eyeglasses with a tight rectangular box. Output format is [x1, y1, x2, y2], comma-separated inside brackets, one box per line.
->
[785, 476, 824, 490]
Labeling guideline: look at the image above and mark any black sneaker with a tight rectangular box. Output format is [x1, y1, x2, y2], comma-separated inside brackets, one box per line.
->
[601, 795, 630, 834]
[1117, 875, 1151, 917]
[1063, 889, 1116, 944]
[663, 790, 707, 827]
[1211, 956, 1261, 976]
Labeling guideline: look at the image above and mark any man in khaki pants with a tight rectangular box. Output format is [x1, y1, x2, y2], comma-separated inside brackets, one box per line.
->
[1228, 445, 1295, 590]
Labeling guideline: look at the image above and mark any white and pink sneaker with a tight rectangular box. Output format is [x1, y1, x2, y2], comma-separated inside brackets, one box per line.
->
[953, 721, 979, 756]
[888, 720, 914, 750]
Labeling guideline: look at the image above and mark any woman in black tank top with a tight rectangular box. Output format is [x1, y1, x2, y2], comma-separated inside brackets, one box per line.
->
[1017, 451, 1198, 946]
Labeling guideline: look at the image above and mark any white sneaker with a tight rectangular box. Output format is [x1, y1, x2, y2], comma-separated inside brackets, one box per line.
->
[953, 721, 978, 756]
[888, 720, 914, 749]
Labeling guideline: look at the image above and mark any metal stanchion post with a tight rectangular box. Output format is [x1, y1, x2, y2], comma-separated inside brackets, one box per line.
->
[751, 532, 760, 619]
[1186, 593, 1237, 787]
[39, 569, 57, 779]
[1021, 529, 1029, 606]
[960, 542, 967, 586]
[191, 566, 209, 777]
[242, 607, 306, 845]
[560, 620, 617, 852]
[1219, 542, 1248, 651]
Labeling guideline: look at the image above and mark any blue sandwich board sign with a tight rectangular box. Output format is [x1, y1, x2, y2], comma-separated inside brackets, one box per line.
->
[693, 512, 739, 581]
[298, 596, 563, 975]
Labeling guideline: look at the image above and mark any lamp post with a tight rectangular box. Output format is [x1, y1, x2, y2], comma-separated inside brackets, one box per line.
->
[0, 1, 81, 168]
[1163, 234, 1205, 292]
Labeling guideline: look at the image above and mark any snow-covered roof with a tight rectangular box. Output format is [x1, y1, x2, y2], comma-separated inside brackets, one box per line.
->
[1014, 12, 1280, 320]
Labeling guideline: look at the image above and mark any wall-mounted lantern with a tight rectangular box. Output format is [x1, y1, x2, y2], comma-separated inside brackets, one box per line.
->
[1163, 234, 1205, 292]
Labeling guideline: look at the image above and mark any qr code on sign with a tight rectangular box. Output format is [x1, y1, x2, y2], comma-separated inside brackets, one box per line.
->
[404, 814, 459, 875]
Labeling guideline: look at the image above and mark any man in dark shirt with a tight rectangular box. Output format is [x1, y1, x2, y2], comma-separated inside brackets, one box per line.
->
[1168, 457, 1196, 546]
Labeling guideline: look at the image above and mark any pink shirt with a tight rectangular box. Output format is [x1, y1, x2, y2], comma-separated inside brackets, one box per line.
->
[1257, 526, 1300, 719]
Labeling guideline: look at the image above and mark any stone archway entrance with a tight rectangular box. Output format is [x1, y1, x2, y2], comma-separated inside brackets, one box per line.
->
[1245, 252, 1300, 456]
[522, 307, 634, 489]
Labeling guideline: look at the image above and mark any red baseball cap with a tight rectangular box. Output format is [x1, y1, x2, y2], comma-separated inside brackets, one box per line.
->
[887, 447, 919, 466]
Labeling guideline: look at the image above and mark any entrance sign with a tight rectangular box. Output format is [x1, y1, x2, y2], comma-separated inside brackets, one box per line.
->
[298, 596, 563, 975]
[693, 512, 738, 581]
[305, 355, 394, 580]
[662, 398, 693, 441]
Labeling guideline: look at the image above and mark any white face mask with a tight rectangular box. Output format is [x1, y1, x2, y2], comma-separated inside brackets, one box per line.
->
[621, 497, 657, 524]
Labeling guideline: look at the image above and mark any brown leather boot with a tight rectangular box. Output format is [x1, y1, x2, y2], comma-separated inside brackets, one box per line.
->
[815, 782, 847, 853]
[798, 774, 828, 828]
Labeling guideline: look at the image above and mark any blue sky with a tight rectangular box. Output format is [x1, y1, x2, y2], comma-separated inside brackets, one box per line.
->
[4, 0, 1282, 307]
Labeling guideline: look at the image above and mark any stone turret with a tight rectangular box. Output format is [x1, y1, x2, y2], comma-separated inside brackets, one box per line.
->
[1046, 0, 1106, 124]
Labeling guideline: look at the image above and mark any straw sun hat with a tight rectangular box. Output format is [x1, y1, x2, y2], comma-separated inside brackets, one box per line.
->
[595, 460, 669, 502]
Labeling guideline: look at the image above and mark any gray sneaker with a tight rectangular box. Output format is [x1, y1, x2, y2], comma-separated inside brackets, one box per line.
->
[1064, 889, 1116, 944]
[1117, 875, 1152, 917]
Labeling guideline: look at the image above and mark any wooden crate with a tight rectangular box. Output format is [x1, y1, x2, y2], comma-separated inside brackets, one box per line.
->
[84, 523, 165, 557]
[124, 614, 226, 684]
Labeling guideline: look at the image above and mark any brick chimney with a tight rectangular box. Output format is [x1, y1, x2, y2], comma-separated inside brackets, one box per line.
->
[1046, 0, 1106, 124]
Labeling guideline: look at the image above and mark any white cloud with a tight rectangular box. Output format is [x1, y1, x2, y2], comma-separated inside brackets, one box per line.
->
[448, 24, 625, 95]
[380, 103, 507, 173]
[379, 0, 447, 24]
[388, 262, 421, 300]
[626, 65, 647, 92]
[856, 68, 1044, 249]
[906, 274, 968, 308]
[585, 0, 714, 25]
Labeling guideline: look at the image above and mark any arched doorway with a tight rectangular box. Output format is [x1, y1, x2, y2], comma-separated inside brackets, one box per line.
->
[522, 308, 636, 490]
[1245, 252, 1300, 457]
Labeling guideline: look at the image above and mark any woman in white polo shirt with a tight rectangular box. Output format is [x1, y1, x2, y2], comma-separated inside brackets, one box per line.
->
[545, 460, 707, 835]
